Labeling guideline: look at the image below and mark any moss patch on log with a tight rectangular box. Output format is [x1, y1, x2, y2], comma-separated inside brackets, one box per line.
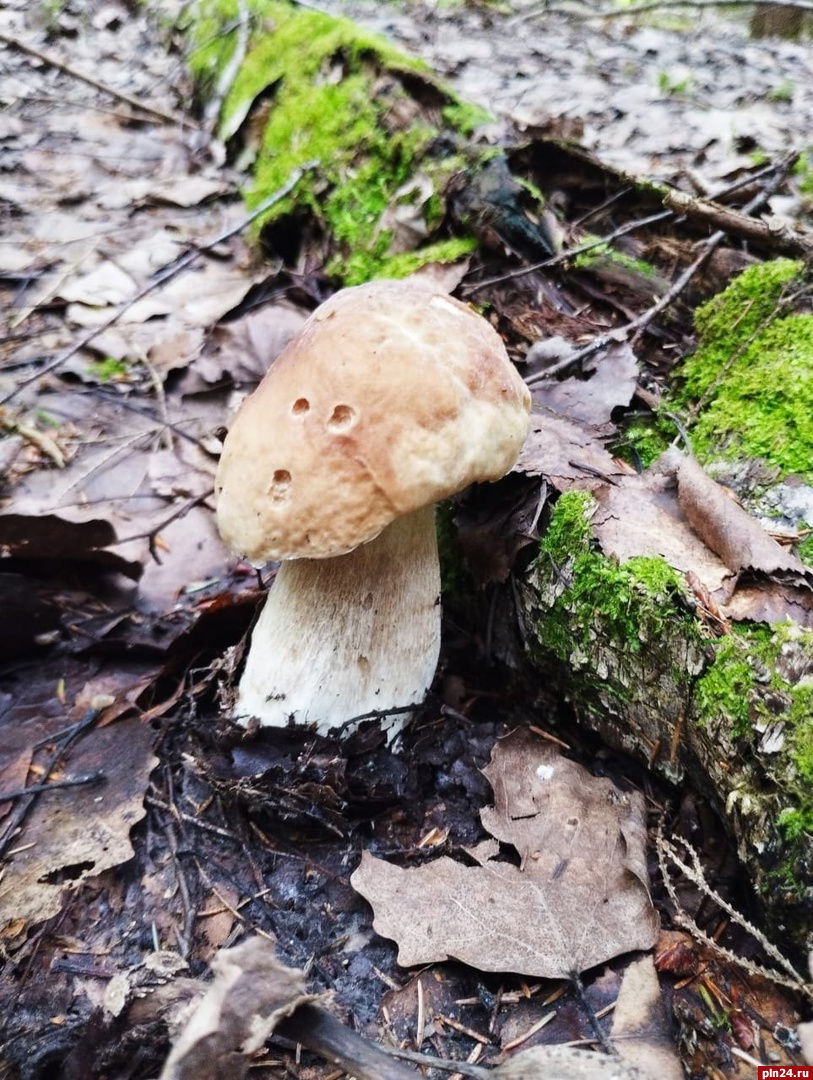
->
[187, 0, 485, 283]
[529, 490, 702, 706]
[621, 259, 813, 485]
[674, 258, 813, 479]
[523, 491, 813, 943]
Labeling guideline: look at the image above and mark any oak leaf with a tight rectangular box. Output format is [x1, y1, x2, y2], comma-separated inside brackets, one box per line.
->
[352, 729, 658, 978]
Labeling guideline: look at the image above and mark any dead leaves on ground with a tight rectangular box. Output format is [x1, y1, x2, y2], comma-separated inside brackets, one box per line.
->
[352, 729, 658, 979]
[590, 446, 813, 626]
[0, 685, 157, 933]
[159, 936, 657, 1080]
[513, 336, 813, 627]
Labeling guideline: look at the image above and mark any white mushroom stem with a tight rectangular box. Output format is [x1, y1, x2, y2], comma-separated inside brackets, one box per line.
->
[234, 504, 441, 737]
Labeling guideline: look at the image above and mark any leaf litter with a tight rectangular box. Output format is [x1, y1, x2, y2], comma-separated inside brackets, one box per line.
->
[352, 729, 658, 978]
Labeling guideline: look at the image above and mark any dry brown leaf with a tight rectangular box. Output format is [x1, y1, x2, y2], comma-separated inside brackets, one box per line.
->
[592, 469, 731, 594]
[722, 580, 813, 627]
[515, 411, 629, 492]
[190, 302, 310, 391]
[0, 715, 157, 933]
[160, 938, 317, 1080]
[529, 342, 639, 428]
[662, 448, 812, 583]
[611, 954, 683, 1080]
[352, 728, 658, 979]
[3, 382, 230, 610]
[466, 1046, 645, 1079]
[159, 939, 420, 1080]
[593, 451, 813, 626]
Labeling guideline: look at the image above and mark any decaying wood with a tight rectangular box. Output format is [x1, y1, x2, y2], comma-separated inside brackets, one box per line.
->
[663, 187, 813, 262]
[518, 540, 813, 956]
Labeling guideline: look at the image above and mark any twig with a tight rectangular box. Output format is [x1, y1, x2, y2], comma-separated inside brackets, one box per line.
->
[0, 31, 194, 127]
[570, 972, 615, 1054]
[0, 770, 105, 802]
[1, 417, 66, 467]
[202, 0, 250, 136]
[523, 244, 706, 382]
[275, 1003, 424, 1080]
[514, 0, 813, 23]
[118, 491, 214, 564]
[0, 706, 104, 862]
[145, 795, 234, 839]
[663, 187, 813, 261]
[335, 703, 420, 734]
[76, 386, 205, 446]
[0, 162, 318, 406]
[463, 154, 794, 297]
[138, 350, 174, 450]
[462, 209, 672, 294]
[529, 152, 798, 381]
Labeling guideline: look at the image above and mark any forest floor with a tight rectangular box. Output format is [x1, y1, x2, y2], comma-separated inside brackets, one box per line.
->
[1, 1, 813, 1078]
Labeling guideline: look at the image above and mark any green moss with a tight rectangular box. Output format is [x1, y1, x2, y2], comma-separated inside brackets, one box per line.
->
[373, 236, 479, 281]
[673, 259, 813, 479]
[799, 531, 813, 567]
[694, 632, 759, 737]
[187, 0, 485, 284]
[793, 150, 813, 196]
[435, 503, 473, 601]
[766, 80, 794, 104]
[657, 70, 694, 97]
[539, 489, 594, 564]
[695, 622, 813, 865]
[615, 413, 676, 470]
[535, 491, 694, 667]
[441, 101, 494, 135]
[87, 357, 129, 382]
[572, 235, 660, 280]
[778, 806, 813, 843]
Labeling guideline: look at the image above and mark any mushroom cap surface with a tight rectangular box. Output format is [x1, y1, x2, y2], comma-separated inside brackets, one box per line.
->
[215, 279, 531, 563]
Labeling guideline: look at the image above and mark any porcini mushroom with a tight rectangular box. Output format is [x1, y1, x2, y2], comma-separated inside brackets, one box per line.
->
[215, 279, 530, 737]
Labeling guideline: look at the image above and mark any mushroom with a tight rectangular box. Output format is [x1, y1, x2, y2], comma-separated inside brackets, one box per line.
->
[215, 279, 530, 737]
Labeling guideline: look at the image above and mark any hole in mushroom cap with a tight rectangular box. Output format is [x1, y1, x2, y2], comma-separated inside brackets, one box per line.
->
[327, 404, 356, 432]
[292, 397, 310, 415]
[268, 469, 292, 502]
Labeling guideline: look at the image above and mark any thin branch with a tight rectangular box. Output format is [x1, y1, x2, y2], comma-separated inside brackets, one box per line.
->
[515, 0, 813, 23]
[462, 208, 673, 294]
[118, 491, 214, 563]
[0, 771, 105, 803]
[525, 238, 717, 384]
[0, 706, 103, 862]
[463, 153, 796, 297]
[202, 0, 251, 136]
[664, 187, 813, 260]
[0, 162, 318, 406]
[0, 31, 195, 127]
[528, 151, 798, 381]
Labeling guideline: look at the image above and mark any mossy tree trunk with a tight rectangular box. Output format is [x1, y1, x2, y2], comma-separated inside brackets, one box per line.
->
[517, 490, 813, 957]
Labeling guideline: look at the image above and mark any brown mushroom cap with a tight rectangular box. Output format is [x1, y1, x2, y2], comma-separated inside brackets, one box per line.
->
[215, 279, 531, 564]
